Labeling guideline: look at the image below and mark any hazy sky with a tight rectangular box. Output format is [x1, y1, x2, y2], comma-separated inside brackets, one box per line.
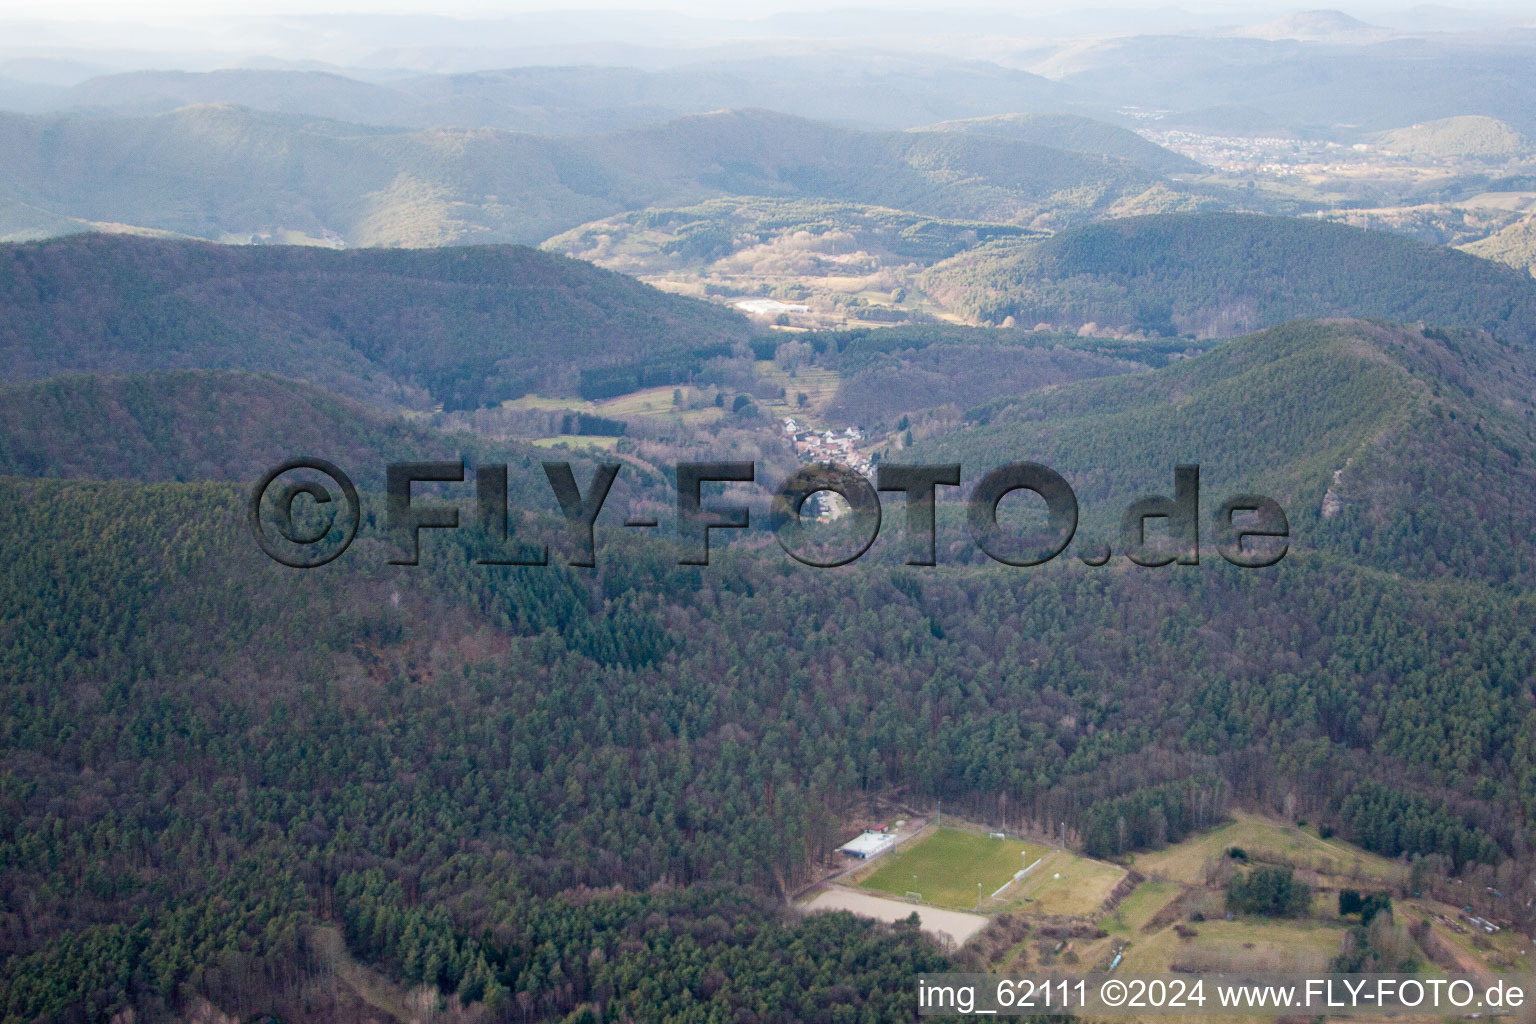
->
[0, 0, 1527, 75]
[0, 0, 1526, 18]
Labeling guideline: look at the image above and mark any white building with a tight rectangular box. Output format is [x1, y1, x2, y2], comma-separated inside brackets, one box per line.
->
[735, 298, 810, 316]
[837, 831, 897, 860]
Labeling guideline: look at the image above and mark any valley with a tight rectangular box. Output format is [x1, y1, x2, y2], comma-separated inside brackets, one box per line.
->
[5, 8, 1536, 1023]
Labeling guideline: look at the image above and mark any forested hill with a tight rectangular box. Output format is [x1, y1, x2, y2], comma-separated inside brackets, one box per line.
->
[0, 105, 1175, 246]
[912, 318, 1536, 585]
[4, 467, 1534, 1021]
[0, 370, 585, 497]
[0, 234, 757, 410]
[920, 212, 1536, 343]
[917, 112, 1205, 175]
[5, 318, 1536, 1021]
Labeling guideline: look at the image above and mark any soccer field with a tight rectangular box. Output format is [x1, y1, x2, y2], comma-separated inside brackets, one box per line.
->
[858, 828, 1030, 910]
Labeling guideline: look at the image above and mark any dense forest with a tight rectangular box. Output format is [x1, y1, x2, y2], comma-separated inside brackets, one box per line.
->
[3, 463, 1535, 1021]
[4, 236, 1536, 1022]
[808, 325, 1214, 424]
[911, 319, 1536, 586]
[0, 371, 552, 488]
[4, 0, 1536, 1014]
[0, 235, 759, 410]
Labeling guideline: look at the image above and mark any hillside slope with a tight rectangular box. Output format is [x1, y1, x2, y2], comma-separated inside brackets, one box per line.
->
[921, 213, 1536, 344]
[814, 324, 1189, 424]
[1461, 215, 1536, 278]
[0, 370, 565, 490]
[6, 318, 1536, 1022]
[6, 399, 1536, 1020]
[0, 106, 1171, 246]
[912, 318, 1536, 583]
[0, 234, 757, 409]
[917, 113, 1204, 175]
[1371, 115, 1533, 161]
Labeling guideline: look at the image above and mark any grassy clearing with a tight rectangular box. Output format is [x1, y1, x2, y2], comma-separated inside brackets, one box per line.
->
[501, 394, 593, 412]
[1008, 848, 1127, 917]
[754, 361, 842, 417]
[1133, 812, 1404, 886]
[500, 388, 723, 425]
[1102, 880, 1183, 936]
[1119, 916, 1343, 974]
[592, 386, 725, 425]
[594, 386, 692, 417]
[529, 436, 622, 451]
[858, 828, 1030, 910]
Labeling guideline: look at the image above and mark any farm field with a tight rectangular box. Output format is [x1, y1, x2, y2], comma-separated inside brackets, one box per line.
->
[858, 828, 1030, 910]
[1132, 812, 1405, 886]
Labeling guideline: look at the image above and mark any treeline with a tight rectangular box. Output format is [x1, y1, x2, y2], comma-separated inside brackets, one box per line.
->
[337, 871, 504, 1007]
[575, 344, 735, 401]
[1081, 779, 1230, 859]
[1226, 866, 1310, 918]
[559, 413, 627, 436]
[810, 324, 1212, 373]
[335, 872, 947, 1022]
[1340, 782, 1503, 870]
[782, 323, 1213, 425]
[0, 859, 310, 1024]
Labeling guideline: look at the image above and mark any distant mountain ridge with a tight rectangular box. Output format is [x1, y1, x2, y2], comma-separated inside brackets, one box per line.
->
[0, 105, 1175, 246]
[1234, 9, 1397, 43]
[16, 57, 1083, 133]
[1031, 32, 1536, 135]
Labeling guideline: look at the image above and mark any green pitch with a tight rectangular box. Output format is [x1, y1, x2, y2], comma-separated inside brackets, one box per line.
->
[858, 828, 1029, 909]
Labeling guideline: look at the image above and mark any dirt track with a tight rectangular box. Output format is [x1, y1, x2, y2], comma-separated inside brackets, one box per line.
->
[801, 887, 989, 946]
